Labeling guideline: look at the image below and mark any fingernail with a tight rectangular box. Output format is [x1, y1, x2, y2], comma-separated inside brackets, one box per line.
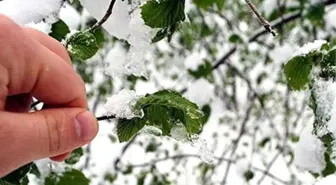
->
[75, 111, 98, 141]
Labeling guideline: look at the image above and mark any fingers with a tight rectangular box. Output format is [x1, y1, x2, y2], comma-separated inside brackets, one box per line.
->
[0, 108, 98, 177]
[5, 94, 32, 112]
[23, 28, 71, 64]
[0, 15, 87, 108]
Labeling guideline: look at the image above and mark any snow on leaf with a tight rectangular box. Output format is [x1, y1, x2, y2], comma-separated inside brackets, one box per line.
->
[293, 40, 326, 57]
[116, 90, 204, 142]
[0, 0, 63, 25]
[104, 89, 143, 119]
[294, 124, 326, 174]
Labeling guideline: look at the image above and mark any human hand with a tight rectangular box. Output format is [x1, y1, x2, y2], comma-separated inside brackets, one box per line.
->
[0, 15, 98, 177]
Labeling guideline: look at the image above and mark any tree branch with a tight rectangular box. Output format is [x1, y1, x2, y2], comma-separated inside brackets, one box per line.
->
[245, 0, 277, 36]
[89, 0, 117, 32]
[212, 0, 336, 70]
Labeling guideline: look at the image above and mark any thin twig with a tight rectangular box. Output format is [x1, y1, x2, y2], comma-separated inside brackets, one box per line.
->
[114, 134, 139, 171]
[221, 103, 254, 185]
[97, 115, 116, 121]
[30, 101, 42, 109]
[245, 0, 277, 36]
[89, 0, 117, 32]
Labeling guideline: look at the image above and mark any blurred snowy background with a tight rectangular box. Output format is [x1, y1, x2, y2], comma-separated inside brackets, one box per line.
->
[1, 0, 336, 184]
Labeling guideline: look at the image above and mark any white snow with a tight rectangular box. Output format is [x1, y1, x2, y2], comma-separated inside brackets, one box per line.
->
[104, 44, 148, 78]
[25, 21, 52, 34]
[294, 123, 326, 174]
[192, 136, 215, 164]
[81, 0, 153, 78]
[104, 89, 143, 119]
[184, 52, 206, 71]
[59, 2, 81, 30]
[185, 78, 215, 107]
[292, 40, 327, 57]
[312, 80, 336, 137]
[170, 122, 189, 142]
[312, 79, 336, 136]
[0, 0, 63, 25]
[236, 159, 250, 178]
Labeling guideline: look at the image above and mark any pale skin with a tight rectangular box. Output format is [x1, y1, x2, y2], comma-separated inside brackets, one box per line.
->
[0, 15, 98, 177]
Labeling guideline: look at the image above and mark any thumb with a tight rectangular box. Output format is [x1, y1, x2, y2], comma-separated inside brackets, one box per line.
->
[0, 108, 98, 177]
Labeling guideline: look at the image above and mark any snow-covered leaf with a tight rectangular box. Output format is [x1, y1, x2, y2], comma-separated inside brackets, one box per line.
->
[66, 31, 99, 61]
[65, 147, 84, 165]
[117, 90, 204, 142]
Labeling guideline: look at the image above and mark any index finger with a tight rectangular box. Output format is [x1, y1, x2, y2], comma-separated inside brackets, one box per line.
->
[0, 15, 87, 109]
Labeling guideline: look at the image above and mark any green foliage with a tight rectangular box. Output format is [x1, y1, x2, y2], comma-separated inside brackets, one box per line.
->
[193, 0, 224, 10]
[141, 0, 185, 28]
[188, 61, 213, 80]
[228, 33, 243, 44]
[141, 0, 186, 42]
[0, 163, 32, 185]
[305, 3, 325, 26]
[244, 170, 254, 182]
[65, 147, 84, 165]
[49, 20, 70, 42]
[66, 31, 99, 61]
[284, 55, 313, 90]
[44, 169, 89, 185]
[117, 90, 204, 142]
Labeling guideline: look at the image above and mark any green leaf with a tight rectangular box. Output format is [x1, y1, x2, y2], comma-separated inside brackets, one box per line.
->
[229, 34, 243, 44]
[1, 163, 32, 184]
[193, 0, 216, 9]
[201, 104, 211, 124]
[65, 147, 84, 165]
[44, 169, 89, 185]
[66, 31, 99, 61]
[305, 3, 325, 26]
[244, 170, 254, 182]
[49, 20, 70, 42]
[322, 152, 336, 177]
[216, 0, 225, 10]
[258, 137, 270, 147]
[141, 0, 186, 28]
[284, 55, 313, 90]
[117, 90, 204, 142]
[117, 118, 146, 142]
[188, 61, 213, 80]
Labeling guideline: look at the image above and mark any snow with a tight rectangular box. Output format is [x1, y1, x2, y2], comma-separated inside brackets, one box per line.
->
[312, 80, 336, 137]
[236, 159, 250, 178]
[292, 40, 327, 57]
[294, 123, 326, 174]
[170, 122, 189, 142]
[184, 52, 206, 71]
[104, 44, 148, 78]
[104, 89, 143, 119]
[25, 21, 52, 34]
[0, 0, 63, 25]
[185, 78, 215, 108]
[192, 136, 215, 164]
[316, 175, 336, 185]
[59, 2, 81, 30]
[81, 0, 152, 77]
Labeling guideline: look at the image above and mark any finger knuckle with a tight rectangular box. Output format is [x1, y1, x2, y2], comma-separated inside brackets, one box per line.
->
[0, 15, 19, 39]
[42, 112, 65, 154]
